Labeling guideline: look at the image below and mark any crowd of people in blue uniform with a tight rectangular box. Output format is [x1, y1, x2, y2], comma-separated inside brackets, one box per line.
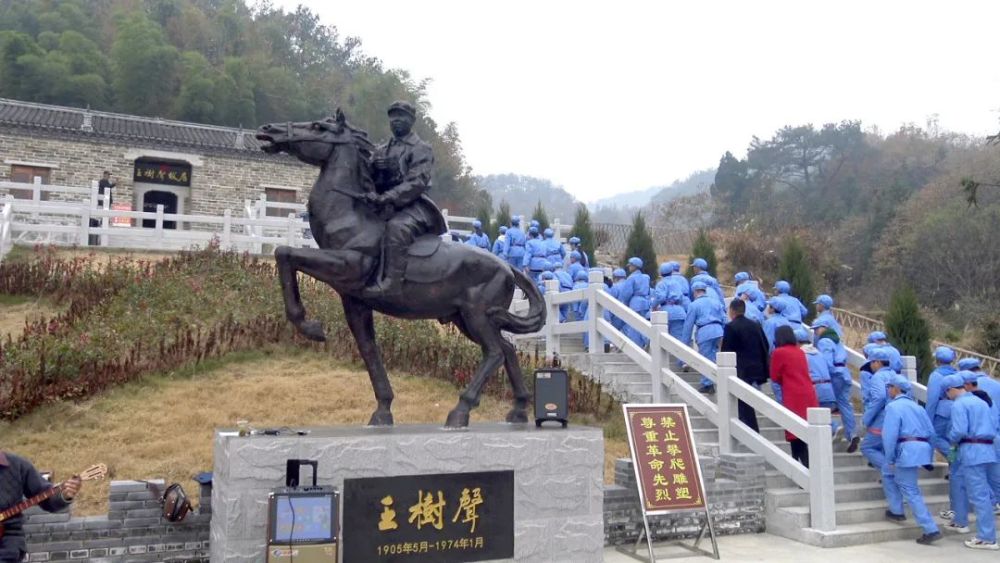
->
[463, 217, 1000, 550]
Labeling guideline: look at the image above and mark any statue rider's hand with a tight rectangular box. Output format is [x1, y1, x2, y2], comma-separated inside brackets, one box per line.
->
[363, 193, 384, 205]
[372, 157, 390, 170]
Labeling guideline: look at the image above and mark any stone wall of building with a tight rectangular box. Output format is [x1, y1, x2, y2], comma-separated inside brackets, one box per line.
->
[0, 128, 317, 215]
[604, 452, 766, 546]
[22, 479, 210, 563]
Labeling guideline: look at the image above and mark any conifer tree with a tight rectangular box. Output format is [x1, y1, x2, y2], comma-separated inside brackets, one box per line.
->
[685, 229, 717, 277]
[885, 285, 934, 383]
[495, 200, 512, 232]
[623, 211, 657, 278]
[569, 203, 596, 266]
[531, 200, 550, 232]
[777, 237, 817, 320]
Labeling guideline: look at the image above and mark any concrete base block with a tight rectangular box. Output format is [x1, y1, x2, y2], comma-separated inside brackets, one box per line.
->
[211, 423, 605, 563]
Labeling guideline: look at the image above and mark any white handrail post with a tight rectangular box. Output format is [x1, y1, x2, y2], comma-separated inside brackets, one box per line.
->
[544, 279, 560, 363]
[90, 180, 99, 210]
[650, 311, 668, 402]
[552, 219, 561, 242]
[222, 209, 233, 250]
[441, 208, 450, 230]
[79, 205, 91, 246]
[807, 407, 836, 531]
[155, 204, 165, 239]
[716, 352, 738, 454]
[32, 176, 42, 203]
[101, 186, 112, 247]
[902, 356, 918, 384]
[587, 271, 602, 355]
[286, 212, 298, 246]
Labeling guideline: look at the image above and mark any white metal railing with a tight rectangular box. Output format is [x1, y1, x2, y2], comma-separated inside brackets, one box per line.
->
[521, 271, 837, 531]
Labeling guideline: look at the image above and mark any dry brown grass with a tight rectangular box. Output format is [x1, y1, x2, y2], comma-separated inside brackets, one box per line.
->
[0, 350, 627, 515]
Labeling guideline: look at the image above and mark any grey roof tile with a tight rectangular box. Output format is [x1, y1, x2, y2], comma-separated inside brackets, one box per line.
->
[0, 98, 266, 154]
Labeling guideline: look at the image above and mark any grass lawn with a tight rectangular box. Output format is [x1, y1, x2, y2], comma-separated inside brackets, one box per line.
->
[0, 348, 628, 515]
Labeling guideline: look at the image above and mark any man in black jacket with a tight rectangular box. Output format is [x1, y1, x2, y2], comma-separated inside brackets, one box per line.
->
[0, 452, 81, 562]
[721, 299, 770, 433]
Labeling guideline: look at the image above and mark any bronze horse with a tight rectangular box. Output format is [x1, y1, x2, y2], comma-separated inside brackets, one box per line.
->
[256, 110, 545, 428]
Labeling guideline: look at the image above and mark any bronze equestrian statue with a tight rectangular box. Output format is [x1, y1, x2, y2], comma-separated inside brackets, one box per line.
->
[256, 104, 545, 428]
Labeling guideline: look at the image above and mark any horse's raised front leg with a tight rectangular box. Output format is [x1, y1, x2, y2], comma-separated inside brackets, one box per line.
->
[342, 296, 395, 426]
[274, 246, 350, 342]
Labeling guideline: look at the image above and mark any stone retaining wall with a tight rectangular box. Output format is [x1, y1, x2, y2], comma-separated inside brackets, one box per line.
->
[604, 452, 766, 546]
[22, 479, 210, 563]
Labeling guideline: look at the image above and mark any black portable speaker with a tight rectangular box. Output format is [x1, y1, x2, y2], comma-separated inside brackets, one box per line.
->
[534, 369, 569, 428]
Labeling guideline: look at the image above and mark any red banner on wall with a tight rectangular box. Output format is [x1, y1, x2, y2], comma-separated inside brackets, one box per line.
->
[623, 404, 707, 515]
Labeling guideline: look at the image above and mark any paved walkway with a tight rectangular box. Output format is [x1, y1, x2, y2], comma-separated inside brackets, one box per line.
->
[603, 531, 999, 562]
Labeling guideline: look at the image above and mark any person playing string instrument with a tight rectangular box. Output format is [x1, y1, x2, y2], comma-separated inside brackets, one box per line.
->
[0, 452, 81, 562]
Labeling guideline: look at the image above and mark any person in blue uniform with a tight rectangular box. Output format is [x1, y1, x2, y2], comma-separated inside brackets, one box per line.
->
[861, 349, 897, 485]
[813, 317, 858, 452]
[551, 261, 574, 322]
[882, 373, 942, 545]
[773, 280, 808, 324]
[543, 228, 565, 264]
[662, 290, 687, 351]
[868, 331, 903, 372]
[681, 280, 726, 394]
[528, 219, 540, 238]
[665, 261, 691, 308]
[568, 236, 589, 269]
[796, 327, 840, 437]
[812, 294, 843, 336]
[537, 271, 554, 295]
[925, 346, 958, 458]
[522, 226, 547, 280]
[606, 268, 628, 332]
[946, 372, 1000, 550]
[465, 219, 490, 250]
[762, 298, 791, 351]
[736, 289, 765, 324]
[623, 257, 651, 348]
[690, 258, 726, 307]
[961, 368, 1000, 513]
[492, 225, 508, 259]
[567, 251, 585, 282]
[651, 263, 673, 311]
[505, 216, 526, 268]
[734, 272, 766, 312]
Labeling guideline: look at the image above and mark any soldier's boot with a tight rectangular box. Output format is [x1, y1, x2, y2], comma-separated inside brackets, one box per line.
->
[362, 242, 407, 300]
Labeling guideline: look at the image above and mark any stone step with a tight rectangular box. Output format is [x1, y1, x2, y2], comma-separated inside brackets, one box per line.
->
[776, 494, 951, 528]
[767, 478, 950, 507]
[594, 362, 646, 374]
[775, 517, 974, 548]
[765, 463, 948, 488]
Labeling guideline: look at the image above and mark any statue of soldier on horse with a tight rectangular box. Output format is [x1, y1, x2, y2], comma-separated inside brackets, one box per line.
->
[256, 102, 545, 428]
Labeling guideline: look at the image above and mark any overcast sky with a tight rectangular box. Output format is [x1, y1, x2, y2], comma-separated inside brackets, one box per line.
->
[278, 1, 1000, 203]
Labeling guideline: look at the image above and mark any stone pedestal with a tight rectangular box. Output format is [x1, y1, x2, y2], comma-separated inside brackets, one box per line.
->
[211, 423, 604, 563]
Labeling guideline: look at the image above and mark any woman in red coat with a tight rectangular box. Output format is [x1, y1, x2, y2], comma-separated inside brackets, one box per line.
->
[770, 325, 819, 467]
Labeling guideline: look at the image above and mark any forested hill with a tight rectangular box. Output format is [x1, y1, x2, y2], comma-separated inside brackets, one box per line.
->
[0, 0, 486, 212]
[477, 173, 581, 222]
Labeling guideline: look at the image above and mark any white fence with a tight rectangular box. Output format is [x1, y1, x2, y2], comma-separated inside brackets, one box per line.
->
[520, 271, 931, 533]
[0, 179, 316, 263]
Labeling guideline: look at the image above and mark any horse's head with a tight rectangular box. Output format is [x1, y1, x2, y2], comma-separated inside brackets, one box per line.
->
[256, 109, 374, 167]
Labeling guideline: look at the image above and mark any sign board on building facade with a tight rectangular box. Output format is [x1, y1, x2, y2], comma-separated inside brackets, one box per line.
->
[341, 470, 514, 563]
[620, 404, 719, 561]
[133, 159, 192, 187]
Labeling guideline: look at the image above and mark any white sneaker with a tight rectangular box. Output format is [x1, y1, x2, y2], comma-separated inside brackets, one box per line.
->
[964, 538, 1000, 550]
[944, 522, 971, 534]
[832, 425, 844, 442]
[938, 509, 955, 520]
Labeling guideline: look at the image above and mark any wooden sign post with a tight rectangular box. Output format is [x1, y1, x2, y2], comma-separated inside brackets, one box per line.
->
[618, 404, 719, 561]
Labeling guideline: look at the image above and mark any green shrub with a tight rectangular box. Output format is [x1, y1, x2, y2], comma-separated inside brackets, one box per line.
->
[569, 203, 596, 266]
[777, 237, 817, 321]
[685, 229, 717, 277]
[622, 211, 657, 279]
[885, 285, 934, 383]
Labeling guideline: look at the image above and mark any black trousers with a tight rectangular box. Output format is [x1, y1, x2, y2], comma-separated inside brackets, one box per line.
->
[790, 438, 809, 468]
[737, 399, 760, 433]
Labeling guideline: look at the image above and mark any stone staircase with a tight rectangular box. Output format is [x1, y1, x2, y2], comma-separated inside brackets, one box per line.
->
[517, 333, 953, 548]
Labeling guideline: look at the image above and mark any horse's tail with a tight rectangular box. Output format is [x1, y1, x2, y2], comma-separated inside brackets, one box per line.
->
[488, 265, 546, 334]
